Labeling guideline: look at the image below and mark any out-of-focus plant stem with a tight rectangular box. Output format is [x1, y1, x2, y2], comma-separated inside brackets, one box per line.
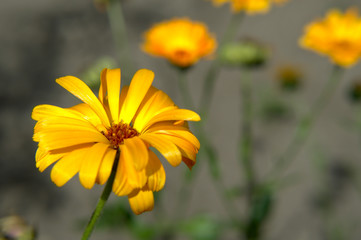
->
[175, 68, 239, 223]
[107, 0, 134, 83]
[177, 68, 194, 109]
[240, 69, 256, 203]
[269, 65, 344, 181]
[199, 12, 244, 120]
[81, 152, 119, 240]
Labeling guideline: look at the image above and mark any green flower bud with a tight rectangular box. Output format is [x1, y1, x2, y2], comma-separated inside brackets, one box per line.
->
[348, 81, 361, 103]
[219, 39, 268, 68]
[0, 215, 36, 240]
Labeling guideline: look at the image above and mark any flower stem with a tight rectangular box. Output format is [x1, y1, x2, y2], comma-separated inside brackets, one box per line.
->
[175, 68, 240, 223]
[240, 68, 256, 203]
[177, 68, 194, 109]
[269, 65, 344, 181]
[107, 0, 134, 82]
[81, 153, 119, 240]
[199, 12, 244, 120]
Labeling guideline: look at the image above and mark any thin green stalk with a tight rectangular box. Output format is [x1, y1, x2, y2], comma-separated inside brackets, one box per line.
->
[268, 65, 344, 181]
[177, 68, 194, 109]
[240, 69, 256, 203]
[174, 68, 196, 218]
[199, 12, 245, 120]
[175, 69, 240, 223]
[107, 0, 134, 82]
[81, 153, 119, 240]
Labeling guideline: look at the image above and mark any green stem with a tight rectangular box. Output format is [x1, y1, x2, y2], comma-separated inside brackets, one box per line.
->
[199, 12, 244, 120]
[107, 0, 134, 82]
[175, 69, 240, 223]
[81, 153, 119, 240]
[177, 68, 194, 109]
[269, 65, 344, 181]
[240, 69, 256, 203]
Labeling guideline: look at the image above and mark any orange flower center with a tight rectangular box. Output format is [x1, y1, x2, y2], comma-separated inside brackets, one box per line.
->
[103, 123, 139, 149]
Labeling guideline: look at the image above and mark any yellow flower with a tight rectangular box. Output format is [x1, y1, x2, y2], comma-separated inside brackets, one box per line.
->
[300, 8, 361, 67]
[32, 68, 200, 215]
[210, 0, 287, 14]
[142, 18, 217, 68]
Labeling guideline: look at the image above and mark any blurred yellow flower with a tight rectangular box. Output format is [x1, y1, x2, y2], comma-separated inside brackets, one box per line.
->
[32, 68, 200, 215]
[142, 18, 217, 68]
[210, 0, 287, 14]
[300, 8, 361, 67]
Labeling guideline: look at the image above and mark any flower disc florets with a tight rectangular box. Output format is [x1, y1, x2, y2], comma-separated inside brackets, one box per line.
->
[104, 122, 139, 149]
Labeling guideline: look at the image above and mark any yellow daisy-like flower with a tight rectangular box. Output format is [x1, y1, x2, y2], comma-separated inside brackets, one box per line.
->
[142, 18, 217, 68]
[32, 68, 200, 215]
[210, 0, 287, 14]
[300, 8, 361, 67]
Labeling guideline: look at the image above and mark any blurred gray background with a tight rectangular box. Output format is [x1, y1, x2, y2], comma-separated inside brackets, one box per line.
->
[1, 0, 361, 239]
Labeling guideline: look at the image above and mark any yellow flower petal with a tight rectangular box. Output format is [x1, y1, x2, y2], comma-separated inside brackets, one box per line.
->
[36, 151, 65, 172]
[56, 76, 110, 127]
[98, 68, 107, 104]
[146, 150, 166, 192]
[159, 134, 198, 162]
[34, 116, 109, 151]
[133, 89, 177, 132]
[34, 117, 100, 134]
[119, 69, 154, 124]
[36, 129, 108, 151]
[142, 109, 200, 131]
[128, 189, 154, 215]
[147, 124, 200, 149]
[50, 147, 90, 187]
[211, 0, 285, 14]
[79, 142, 110, 189]
[142, 18, 217, 67]
[96, 148, 117, 185]
[140, 133, 182, 167]
[113, 145, 147, 196]
[113, 155, 132, 196]
[70, 103, 104, 131]
[106, 68, 121, 123]
[35, 147, 47, 163]
[123, 136, 149, 171]
[32, 104, 84, 122]
[122, 148, 148, 189]
[300, 8, 361, 67]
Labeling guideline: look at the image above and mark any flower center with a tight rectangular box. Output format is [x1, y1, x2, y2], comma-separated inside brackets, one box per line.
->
[103, 122, 139, 149]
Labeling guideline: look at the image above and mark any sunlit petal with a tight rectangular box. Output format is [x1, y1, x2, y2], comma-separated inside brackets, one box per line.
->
[32, 104, 84, 121]
[142, 109, 200, 131]
[128, 188, 154, 215]
[50, 147, 90, 187]
[146, 150, 166, 191]
[106, 68, 121, 123]
[123, 136, 149, 171]
[119, 69, 154, 124]
[96, 148, 117, 185]
[133, 89, 177, 132]
[140, 133, 182, 167]
[56, 76, 110, 127]
[79, 142, 110, 189]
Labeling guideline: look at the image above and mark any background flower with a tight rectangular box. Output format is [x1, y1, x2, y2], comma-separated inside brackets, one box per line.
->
[32, 68, 200, 214]
[142, 18, 217, 68]
[300, 8, 361, 67]
[210, 0, 288, 14]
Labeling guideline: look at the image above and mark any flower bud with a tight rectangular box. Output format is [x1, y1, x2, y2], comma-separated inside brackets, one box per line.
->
[219, 39, 268, 68]
[0, 215, 36, 240]
[276, 65, 302, 91]
[348, 81, 361, 103]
